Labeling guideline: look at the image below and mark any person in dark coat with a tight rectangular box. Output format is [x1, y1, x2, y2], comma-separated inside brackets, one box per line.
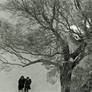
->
[18, 75, 25, 92]
[24, 77, 32, 92]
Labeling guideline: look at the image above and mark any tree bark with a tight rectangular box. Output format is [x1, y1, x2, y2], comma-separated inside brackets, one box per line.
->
[60, 62, 72, 92]
[60, 71, 72, 92]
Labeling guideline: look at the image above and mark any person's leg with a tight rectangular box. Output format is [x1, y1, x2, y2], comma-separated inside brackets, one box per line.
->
[25, 88, 27, 92]
[23, 88, 25, 92]
[19, 90, 22, 92]
[24, 88, 26, 92]
[21, 89, 23, 92]
[26, 89, 28, 92]
[28, 89, 30, 92]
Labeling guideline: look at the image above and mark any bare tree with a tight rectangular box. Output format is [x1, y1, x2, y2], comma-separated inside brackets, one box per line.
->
[0, 0, 92, 92]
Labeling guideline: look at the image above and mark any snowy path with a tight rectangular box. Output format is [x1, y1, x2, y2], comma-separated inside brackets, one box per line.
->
[0, 64, 60, 92]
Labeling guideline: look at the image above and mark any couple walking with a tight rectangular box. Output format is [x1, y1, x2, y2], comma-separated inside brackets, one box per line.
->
[18, 75, 32, 92]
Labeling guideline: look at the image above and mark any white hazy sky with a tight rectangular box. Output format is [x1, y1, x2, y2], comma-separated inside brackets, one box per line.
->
[0, 0, 61, 92]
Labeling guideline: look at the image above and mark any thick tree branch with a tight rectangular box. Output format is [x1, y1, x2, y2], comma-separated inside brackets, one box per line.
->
[70, 41, 87, 59]
[23, 59, 61, 67]
[0, 56, 61, 68]
[71, 41, 87, 68]
[0, 45, 62, 67]
[71, 52, 84, 69]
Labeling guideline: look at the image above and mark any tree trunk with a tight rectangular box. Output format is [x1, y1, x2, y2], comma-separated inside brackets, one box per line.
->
[60, 71, 72, 92]
[60, 63, 72, 92]
[60, 73, 72, 92]
[61, 84, 71, 92]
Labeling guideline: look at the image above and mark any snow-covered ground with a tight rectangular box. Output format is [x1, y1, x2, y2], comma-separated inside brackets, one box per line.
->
[0, 64, 60, 92]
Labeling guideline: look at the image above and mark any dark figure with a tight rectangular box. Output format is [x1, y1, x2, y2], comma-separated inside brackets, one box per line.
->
[24, 77, 32, 92]
[18, 75, 25, 92]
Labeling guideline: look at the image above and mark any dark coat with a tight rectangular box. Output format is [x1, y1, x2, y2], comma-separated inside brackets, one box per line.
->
[18, 78, 25, 90]
[25, 79, 32, 89]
